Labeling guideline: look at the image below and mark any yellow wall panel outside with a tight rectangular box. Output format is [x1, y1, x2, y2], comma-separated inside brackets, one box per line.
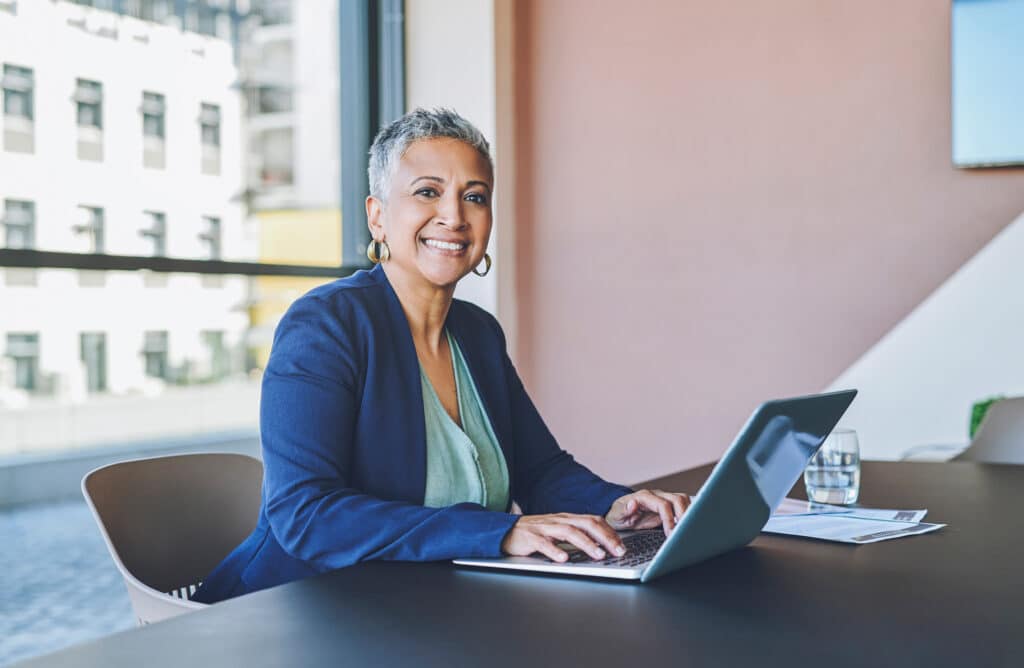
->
[252, 209, 342, 368]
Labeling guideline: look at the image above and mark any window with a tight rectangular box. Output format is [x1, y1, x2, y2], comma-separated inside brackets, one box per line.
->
[74, 206, 105, 254]
[5, 333, 40, 392]
[248, 86, 293, 115]
[2, 64, 33, 120]
[200, 103, 221, 147]
[142, 92, 166, 139]
[75, 79, 104, 161]
[258, 128, 294, 187]
[124, 0, 174, 22]
[0, 1, 396, 459]
[75, 79, 103, 129]
[2, 199, 35, 249]
[199, 216, 221, 260]
[140, 211, 167, 257]
[202, 330, 229, 380]
[191, 3, 218, 36]
[200, 103, 221, 175]
[80, 332, 107, 393]
[142, 92, 166, 169]
[2, 64, 34, 153]
[142, 331, 169, 380]
[254, 0, 291, 26]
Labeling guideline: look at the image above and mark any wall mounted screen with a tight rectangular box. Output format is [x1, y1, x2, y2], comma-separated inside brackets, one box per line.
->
[952, 0, 1024, 167]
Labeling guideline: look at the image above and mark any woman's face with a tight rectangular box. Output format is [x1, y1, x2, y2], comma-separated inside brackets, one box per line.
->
[367, 138, 493, 291]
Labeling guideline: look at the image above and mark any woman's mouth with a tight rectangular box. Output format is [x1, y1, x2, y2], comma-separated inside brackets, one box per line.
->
[421, 238, 468, 254]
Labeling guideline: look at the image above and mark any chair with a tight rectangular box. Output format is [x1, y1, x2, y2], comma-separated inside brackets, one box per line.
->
[82, 453, 263, 625]
[954, 396, 1024, 465]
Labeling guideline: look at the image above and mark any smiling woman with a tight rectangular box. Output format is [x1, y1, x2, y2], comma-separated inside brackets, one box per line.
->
[191, 108, 690, 603]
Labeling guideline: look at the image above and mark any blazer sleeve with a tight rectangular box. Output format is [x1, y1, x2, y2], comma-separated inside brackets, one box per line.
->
[260, 294, 519, 572]
[488, 317, 635, 516]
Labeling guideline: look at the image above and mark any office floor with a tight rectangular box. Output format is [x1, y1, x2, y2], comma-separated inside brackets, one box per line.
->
[0, 500, 133, 667]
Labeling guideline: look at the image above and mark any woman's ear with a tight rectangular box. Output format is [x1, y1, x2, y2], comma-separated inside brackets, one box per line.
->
[365, 195, 384, 240]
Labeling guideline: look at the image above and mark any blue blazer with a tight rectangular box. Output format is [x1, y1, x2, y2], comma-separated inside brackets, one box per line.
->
[194, 264, 633, 602]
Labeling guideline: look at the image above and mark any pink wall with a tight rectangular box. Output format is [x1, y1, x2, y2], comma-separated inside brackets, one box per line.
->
[512, 0, 1024, 485]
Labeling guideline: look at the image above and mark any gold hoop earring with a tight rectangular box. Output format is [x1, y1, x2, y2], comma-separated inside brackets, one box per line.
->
[473, 253, 492, 277]
[366, 239, 391, 264]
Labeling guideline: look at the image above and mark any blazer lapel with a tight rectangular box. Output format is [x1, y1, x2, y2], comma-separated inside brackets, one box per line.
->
[371, 265, 429, 505]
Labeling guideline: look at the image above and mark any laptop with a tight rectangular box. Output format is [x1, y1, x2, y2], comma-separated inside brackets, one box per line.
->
[454, 389, 857, 582]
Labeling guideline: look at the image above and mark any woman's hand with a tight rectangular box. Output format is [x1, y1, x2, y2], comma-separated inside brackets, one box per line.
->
[605, 490, 692, 536]
[500, 513, 627, 563]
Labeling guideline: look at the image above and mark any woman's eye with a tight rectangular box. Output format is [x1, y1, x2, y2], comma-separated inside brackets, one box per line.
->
[465, 192, 489, 204]
[415, 188, 439, 198]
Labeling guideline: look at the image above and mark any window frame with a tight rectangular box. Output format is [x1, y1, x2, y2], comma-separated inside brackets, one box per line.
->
[141, 91, 167, 140]
[75, 79, 104, 130]
[80, 331, 108, 393]
[2, 64, 34, 121]
[2, 199, 36, 250]
[5, 332, 41, 392]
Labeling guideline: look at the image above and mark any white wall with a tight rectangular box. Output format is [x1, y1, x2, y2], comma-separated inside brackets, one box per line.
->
[828, 211, 1024, 460]
[404, 0, 500, 316]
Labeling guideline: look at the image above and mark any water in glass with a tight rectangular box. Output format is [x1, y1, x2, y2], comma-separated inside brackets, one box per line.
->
[804, 428, 860, 505]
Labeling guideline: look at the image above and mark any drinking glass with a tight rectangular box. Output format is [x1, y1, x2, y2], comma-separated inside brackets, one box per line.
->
[804, 428, 860, 505]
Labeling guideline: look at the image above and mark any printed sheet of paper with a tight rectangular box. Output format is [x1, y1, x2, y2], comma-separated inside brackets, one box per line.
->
[762, 514, 945, 544]
[772, 498, 929, 523]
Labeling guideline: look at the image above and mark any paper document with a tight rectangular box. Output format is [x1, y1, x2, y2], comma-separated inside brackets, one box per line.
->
[763, 514, 945, 544]
[772, 498, 928, 523]
[766, 498, 943, 543]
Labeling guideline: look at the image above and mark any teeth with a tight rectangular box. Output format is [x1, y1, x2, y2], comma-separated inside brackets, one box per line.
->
[423, 239, 466, 251]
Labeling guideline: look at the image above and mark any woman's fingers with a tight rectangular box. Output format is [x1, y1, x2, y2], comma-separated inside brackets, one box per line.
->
[655, 490, 690, 523]
[530, 534, 569, 562]
[560, 514, 626, 556]
[547, 525, 606, 560]
[634, 490, 676, 535]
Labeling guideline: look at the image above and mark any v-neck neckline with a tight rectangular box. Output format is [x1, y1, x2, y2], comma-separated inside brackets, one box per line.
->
[419, 330, 464, 431]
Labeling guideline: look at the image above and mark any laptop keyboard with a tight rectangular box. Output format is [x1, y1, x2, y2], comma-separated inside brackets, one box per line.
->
[566, 530, 666, 567]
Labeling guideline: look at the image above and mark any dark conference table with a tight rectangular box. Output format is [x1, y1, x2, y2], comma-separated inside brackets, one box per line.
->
[22, 462, 1024, 667]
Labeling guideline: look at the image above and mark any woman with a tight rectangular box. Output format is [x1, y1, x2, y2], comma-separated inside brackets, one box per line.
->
[194, 109, 689, 603]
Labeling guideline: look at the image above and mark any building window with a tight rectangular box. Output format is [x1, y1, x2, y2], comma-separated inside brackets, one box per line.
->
[199, 216, 221, 260]
[123, 0, 174, 22]
[2, 199, 35, 249]
[192, 3, 218, 37]
[200, 102, 221, 175]
[142, 92, 166, 169]
[200, 103, 220, 147]
[75, 79, 104, 161]
[142, 92, 166, 139]
[74, 206, 105, 254]
[2, 64, 34, 153]
[5, 333, 40, 392]
[142, 331, 169, 380]
[202, 330, 229, 380]
[2, 64, 33, 118]
[80, 332, 107, 393]
[254, 0, 291, 26]
[259, 128, 294, 187]
[140, 210, 166, 257]
[75, 79, 103, 129]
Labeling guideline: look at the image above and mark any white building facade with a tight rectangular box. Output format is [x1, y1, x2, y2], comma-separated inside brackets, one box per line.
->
[0, 1, 256, 454]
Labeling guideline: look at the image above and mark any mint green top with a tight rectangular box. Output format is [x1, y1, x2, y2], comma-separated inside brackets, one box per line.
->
[420, 331, 510, 513]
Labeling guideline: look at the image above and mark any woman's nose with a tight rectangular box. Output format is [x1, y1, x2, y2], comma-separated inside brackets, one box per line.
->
[435, 194, 467, 228]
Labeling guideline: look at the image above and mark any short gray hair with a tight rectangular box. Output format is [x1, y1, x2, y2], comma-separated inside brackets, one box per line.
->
[368, 108, 494, 200]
